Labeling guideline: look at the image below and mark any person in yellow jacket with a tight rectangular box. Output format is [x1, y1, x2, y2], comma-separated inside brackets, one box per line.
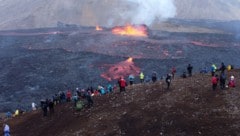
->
[13, 109, 19, 117]
[139, 72, 144, 83]
[227, 65, 231, 71]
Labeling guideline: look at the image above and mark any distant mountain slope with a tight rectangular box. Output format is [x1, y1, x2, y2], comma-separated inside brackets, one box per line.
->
[175, 0, 240, 20]
[0, 0, 240, 30]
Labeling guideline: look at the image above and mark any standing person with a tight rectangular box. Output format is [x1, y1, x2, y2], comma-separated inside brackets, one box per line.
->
[165, 74, 172, 89]
[3, 123, 10, 136]
[48, 99, 54, 116]
[119, 77, 127, 92]
[220, 72, 226, 89]
[219, 62, 226, 74]
[187, 64, 193, 77]
[107, 84, 113, 93]
[211, 64, 217, 77]
[212, 74, 218, 91]
[41, 99, 48, 117]
[171, 67, 176, 79]
[32, 102, 37, 111]
[86, 91, 94, 108]
[128, 74, 135, 85]
[139, 72, 144, 83]
[118, 77, 122, 89]
[66, 90, 72, 102]
[228, 75, 236, 88]
[152, 71, 157, 83]
[72, 93, 78, 107]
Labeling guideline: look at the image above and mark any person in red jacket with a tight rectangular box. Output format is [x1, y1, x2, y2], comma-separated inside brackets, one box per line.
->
[66, 90, 72, 102]
[171, 67, 176, 79]
[212, 75, 219, 91]
[119, 77, 127, 92]
[228, 75, 236, 88]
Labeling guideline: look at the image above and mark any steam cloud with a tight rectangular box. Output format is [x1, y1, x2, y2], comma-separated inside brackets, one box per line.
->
[123, 0, 176, 26]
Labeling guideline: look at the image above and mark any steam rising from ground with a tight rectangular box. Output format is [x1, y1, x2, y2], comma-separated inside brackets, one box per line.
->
[124, 0, 176, 26]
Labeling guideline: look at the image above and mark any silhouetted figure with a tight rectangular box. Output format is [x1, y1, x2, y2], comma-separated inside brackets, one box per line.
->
[220, 72, 226, 89]
[41, 99, 48, 117]
[171, 67, 176, 79]
[152, 72, 157, 83]
[181, 71, 187, 78]
[165, 74, 172, 89]
[48, 100, 54, 116]
[187, 64, 193, 77]
[219, 62, 226, 74]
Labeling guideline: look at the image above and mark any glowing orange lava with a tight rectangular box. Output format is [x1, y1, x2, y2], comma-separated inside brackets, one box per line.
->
[112, 24, 148, 37]
[126, 57, 133, 62]
[96, 25, 103, 31]
[101, 57, 140, 81]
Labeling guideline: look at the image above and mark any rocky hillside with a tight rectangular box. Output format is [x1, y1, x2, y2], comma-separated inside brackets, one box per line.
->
[1, 69, 240, 136]
[1, 0, 240, 30]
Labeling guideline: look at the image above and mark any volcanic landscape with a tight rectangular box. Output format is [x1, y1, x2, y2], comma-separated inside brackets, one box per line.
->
[1, 20, 240, 112]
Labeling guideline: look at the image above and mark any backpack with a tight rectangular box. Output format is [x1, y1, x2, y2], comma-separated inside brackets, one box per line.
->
[76, 101, 84, 111]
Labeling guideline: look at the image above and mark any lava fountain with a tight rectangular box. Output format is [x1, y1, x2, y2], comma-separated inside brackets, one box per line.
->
[101, 57, 140, 81]
[112, 24, 148, 37]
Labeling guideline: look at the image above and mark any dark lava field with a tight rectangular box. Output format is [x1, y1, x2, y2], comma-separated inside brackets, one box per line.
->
[1, 21, 240, 112]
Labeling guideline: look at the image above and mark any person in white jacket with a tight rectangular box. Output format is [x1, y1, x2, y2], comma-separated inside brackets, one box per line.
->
[32, 102, 37, 111]
[3, 123, 10, 136]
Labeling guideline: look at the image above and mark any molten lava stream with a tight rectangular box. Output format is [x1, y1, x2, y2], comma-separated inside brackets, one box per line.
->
[112, 24, 148, 37]
[96, 25, 103, 31]
[101, 57, 140, 81]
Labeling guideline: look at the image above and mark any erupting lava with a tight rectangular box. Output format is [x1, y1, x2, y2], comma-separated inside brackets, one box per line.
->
[101, 57, 140, 81]
[96, 25, 103, 31]
[112, 24, 148, 37]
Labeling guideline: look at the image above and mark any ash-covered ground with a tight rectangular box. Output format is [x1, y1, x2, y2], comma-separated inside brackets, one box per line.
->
[0, 22, 240, 112]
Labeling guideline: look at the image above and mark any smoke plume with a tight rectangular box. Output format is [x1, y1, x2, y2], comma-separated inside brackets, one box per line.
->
[123, 0, 176, 26]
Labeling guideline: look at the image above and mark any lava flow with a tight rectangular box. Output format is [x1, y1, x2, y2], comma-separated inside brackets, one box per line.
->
[96, 25, 103, 31]
[101, 57, 140, 81]
[112, 24, 148, 37]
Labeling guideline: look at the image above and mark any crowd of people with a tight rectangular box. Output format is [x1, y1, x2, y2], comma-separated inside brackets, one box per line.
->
[2, 62, 237, 135]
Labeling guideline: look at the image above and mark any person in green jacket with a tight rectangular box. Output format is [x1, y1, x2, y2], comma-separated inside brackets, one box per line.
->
[139, 72, 144, 83]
